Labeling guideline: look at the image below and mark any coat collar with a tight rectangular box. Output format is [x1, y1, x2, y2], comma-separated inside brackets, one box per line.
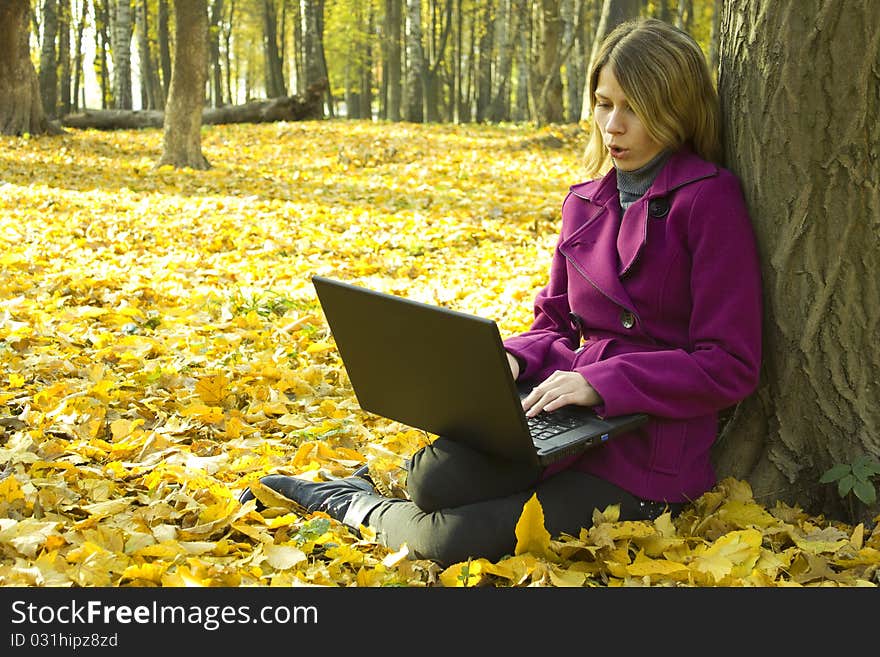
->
[560, 149, 719, 310]
[569, 147, 718, 207]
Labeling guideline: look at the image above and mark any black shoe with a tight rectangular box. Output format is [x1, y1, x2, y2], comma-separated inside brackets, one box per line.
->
[239, 475, 375, 521]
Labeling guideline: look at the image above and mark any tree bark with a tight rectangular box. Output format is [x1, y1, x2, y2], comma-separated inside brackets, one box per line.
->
[136, 0, 157, 109]
[58, 0, 71, 116]
[263, 0, 285, 98]
[404, 0, 425, 121]
[111, 0, 133, 109]
[209, 0, 224, 106]
[157, 0, 171, 100]
[529, 0, 565, 125]
[714, 0, 880, 524]
[157, 0, 209, 169]
[475, 0, 493, 122]
[0, 0, 54, 135]
[39, 0, 59, 118]
[72, 0, 88, 111]
[385, 0, 402, 121]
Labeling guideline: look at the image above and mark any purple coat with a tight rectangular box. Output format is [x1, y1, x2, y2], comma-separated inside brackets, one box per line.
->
[503, 148, 762, 503]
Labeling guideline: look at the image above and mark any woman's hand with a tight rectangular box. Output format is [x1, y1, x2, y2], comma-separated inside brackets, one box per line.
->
[521, 370, 603, 417]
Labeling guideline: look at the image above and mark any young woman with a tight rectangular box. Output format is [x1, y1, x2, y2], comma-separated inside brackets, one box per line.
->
[239, 18, 763, 567]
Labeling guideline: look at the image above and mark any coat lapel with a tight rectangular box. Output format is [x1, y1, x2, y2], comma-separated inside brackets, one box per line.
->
[560, 149, 719, 308]
[559, 173, 637, 312]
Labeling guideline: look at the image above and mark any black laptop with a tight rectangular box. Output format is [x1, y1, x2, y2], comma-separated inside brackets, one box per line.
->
[311, 276, 648, 467]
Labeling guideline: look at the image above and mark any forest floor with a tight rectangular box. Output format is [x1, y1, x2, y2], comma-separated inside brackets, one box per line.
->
[0, 120, 877, 587]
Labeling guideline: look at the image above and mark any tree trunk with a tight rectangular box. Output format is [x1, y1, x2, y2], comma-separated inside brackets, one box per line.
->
[0, 0, 53, 135]
[62, 81, 326, 129]
[422, 0, 452, 123]
[707, 0, 721, 80]
[360, 2, 374, 120]
[714, 0, 880, 524]
[385, 0, 402, 121]
[72, 0, 88, 111]
[488, 0, 517, 123]
[95, 0, 111, 108]
[58, 0, 71, 116]
[404, 0, 424, 122]
[111, 0, 133, 109]
[529, 0, 564, 125]
[209, 0, 224, 106]
[302, 0, 329, 117]
[39, 0, 59, 118]
[136, 0, 157, 109]
[263, 0, 285, 98]
[157, 0, 209, 169]
[157, 0, 171, 100]
[512, 1, 529, 121]
[475, 0, 493, 122]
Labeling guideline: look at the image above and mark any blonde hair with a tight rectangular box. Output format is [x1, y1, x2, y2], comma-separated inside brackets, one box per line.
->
[583, 18, 721, 178]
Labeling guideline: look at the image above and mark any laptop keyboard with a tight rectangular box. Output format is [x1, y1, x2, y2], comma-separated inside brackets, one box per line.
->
[527, 410, 588, 441]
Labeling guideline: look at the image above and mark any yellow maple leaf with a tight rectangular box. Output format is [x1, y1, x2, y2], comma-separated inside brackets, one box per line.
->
[196, 373, 230, 405]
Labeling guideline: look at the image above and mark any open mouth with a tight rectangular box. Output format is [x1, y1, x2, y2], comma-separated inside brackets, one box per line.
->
[608, 146, 626, 158]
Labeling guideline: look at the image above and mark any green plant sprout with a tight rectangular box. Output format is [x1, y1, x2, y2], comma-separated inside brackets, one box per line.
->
[819, 455, 880, 506]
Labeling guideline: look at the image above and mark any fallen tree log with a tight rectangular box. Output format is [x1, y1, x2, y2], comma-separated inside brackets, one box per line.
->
[61, 80, 327, 130]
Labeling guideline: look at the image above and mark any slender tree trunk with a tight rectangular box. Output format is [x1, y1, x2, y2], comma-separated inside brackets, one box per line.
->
[404, 0, 424, 121]
[513, 0, 529, 121]
[72, 0, 88, 112]
[475, 0, 493, 121]
[676, 0, 693, 32]
[263, 0, 285, 98]
[58, 0, 71, 115]
[95, 0, 110, 108]
[111, 0, 133, 109]
[39, 0, 59, 118]
[0, 0, 53, 134]
[423, 0, 451, 122]
[301, 0, 327, 116]
[209, 0, 224, 106]
[708, 0, 722, 80]
[136, 0, 156, 109]
[529, 0, 564, 125]
[360, 1, 374, 120]
[157, 0, 171, 100]
[386, 0, 402, 121]
[714, 0, 880, 524]
[158, 0, 209, 169]
[224, 0, 235, 102]
[488, 0, 519, 122]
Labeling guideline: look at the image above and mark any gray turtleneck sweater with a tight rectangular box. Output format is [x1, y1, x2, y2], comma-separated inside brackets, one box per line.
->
[615, 150, 671, 211]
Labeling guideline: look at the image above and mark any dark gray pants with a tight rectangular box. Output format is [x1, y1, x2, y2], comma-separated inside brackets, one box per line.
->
[363, 438, 669, 567]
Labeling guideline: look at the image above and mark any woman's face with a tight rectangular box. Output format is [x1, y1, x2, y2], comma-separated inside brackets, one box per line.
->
[594, 65, 665, 171]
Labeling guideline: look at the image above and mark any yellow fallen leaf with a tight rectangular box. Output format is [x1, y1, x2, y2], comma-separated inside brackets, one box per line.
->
[265, 544, 307, 570]
[196, 373, 230, 405]
[514, 493, 554, 561]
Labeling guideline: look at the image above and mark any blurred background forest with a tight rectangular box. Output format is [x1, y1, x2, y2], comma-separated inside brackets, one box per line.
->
[30, 0, 718, 126]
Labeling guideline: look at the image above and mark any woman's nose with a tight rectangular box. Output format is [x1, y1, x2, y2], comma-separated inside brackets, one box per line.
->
[604, 110, 624, 134]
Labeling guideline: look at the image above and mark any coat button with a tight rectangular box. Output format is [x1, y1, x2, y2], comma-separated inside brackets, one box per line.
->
[620, 310, 635, 329]
[648, 197, 670, 218]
